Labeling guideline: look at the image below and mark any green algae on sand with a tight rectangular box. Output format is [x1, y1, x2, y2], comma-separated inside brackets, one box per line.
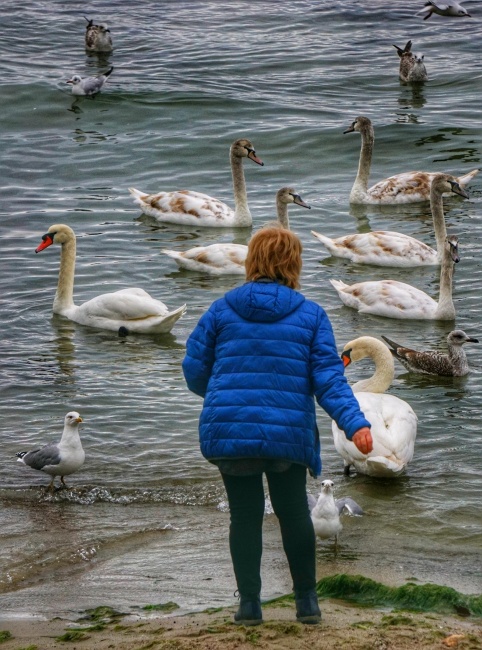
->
[315, 574, 482, 617]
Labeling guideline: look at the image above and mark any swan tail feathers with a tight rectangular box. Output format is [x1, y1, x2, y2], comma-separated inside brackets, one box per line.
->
[129, 187, 148, 203]
[311, 231, 334, 251]
[457, 169, 479, 187]
[366, 456, 404, 474]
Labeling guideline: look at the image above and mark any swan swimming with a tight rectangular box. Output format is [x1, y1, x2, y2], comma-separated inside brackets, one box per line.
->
[311, 173, 467, 267]
[129, 138, 264, 227]
[35, 224, 186, 335]
[332, 336, 418, 477]
[345, 116, 478, 204]
[161, 187, 310, 275]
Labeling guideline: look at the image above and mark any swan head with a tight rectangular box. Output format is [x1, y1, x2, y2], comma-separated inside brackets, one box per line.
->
[65, 411, 83, 426]
[276, 187, 311, 209]
[447, 330, 479, 347]
[341, 336, 392, 366]
[431, 173, 469, 200]
[343, 116, 372, 135]
[231, 138, 264, 166]
[445, 235, 460, 264]
[35, 224, 75, 253]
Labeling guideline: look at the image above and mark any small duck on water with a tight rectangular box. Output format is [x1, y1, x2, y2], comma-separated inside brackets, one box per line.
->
[382, 330, 479, 377]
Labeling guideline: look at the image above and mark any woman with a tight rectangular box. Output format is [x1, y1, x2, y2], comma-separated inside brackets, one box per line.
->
[182, 225, 372, 625]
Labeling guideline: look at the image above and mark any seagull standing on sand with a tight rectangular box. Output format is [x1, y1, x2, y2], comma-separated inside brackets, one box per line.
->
[16, 412, 85, 491]
[307, 480, 364, 550]
[416, 1, 471, 19]
[382, 330, 479, 377]
[66, 67, 113, 96]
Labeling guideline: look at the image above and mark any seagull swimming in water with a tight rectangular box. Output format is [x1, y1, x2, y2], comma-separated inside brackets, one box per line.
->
[307, 480, 364, 550]
[66, 67, 113, 96]
[416, 1, 471, 19]
[382, 330, 479, 377]
[393, 41, 428, 82]
[84, 17, 113, 52]
[16, 411, 85, 491]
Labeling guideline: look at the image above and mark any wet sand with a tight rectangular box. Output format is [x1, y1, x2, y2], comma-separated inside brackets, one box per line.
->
[0, 598, 481, 650]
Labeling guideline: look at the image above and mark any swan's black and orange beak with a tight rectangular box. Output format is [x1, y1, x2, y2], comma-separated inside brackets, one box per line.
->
[35, 233, 54, 253]
[246, 147, 264, 166]
[341, 349, 352, 367]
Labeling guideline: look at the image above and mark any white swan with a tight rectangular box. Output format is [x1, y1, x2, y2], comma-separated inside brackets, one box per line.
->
[330, 234, 459, 320]
[332, 336, 418, 477]
[35, 224, 186, 334]
[345, 116, 478, 204]
[129, 139, 264, 227]
[311, 173, 467, 267]
[161, 187, 310, 275]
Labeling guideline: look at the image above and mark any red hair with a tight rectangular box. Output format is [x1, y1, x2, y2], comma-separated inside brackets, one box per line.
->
[245, 225, 302, 289]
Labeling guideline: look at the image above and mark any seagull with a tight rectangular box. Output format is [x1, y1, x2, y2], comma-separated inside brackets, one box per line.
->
[382, 330, 479, 377]
[84, 17, 113, 52]
[66, 67, 113, 96]
[416, 1, 471, 19]
[307, 480, 364, 550]
[16, 412, 85, 491]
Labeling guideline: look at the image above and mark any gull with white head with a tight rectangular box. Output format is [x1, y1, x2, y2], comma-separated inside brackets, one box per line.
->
[307, 480, 364, 551]
[416, 1, 471, 19]
[16, 412, 85, 491]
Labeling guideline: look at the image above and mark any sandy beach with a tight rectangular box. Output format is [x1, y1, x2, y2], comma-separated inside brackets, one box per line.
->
[1, 596, 481, 650]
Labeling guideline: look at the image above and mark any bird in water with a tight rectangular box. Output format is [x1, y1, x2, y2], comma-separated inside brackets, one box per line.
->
[66, 67, 114, 96]
[416, 1, 471, 19]
[307, 480, 364, 551]
[393, 41, 428, 82]
[16, 412, 85, 491]
[84, 18, 113, 52]
[382, 330, 479, 377]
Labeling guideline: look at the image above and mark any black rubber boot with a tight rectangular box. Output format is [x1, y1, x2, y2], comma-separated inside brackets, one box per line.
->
[234, 595, 263, 626]
[295, 589, 321, 624]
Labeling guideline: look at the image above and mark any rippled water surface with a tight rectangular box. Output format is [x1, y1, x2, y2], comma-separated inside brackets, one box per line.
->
[1, 0, 481, 619]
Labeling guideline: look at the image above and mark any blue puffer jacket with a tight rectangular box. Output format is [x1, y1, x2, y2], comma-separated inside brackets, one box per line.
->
[182, 280, 370, 477]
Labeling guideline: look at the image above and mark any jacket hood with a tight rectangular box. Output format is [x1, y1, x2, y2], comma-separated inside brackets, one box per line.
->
[225, 281, 305, 322]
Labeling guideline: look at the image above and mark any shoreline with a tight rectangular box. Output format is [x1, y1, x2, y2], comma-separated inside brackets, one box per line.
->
[0, 597, 481, 650]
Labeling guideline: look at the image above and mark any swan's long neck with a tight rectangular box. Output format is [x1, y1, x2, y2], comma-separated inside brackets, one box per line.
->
[431, 188, 447, 261]
[351, 124, 373, 201]
[276, 198, 290, 229]
[54, 238, 76, 315]
[352, 343, 394, 394]
[231, 152, 251, 226]
[435, 246, 455, 320]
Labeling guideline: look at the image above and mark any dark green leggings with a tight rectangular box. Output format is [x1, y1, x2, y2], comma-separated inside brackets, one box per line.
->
[220, 463, 316, 599]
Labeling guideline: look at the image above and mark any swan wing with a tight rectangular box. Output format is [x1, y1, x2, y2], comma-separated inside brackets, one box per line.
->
[330, 279, 438, 319]
[129, 187, 235, 226]
[77, 288, 171, 320]
[312, 230, 437, 266]
[162, 243, 247, 275]
[332, 392, 417, 475]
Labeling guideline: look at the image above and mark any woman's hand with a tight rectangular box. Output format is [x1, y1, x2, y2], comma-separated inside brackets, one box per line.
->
[351, 427, 373, 454]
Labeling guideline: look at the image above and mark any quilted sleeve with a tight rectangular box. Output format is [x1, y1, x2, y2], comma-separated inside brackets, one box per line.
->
[182, 305, 217, 397]
[311, 310, 371, 439]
